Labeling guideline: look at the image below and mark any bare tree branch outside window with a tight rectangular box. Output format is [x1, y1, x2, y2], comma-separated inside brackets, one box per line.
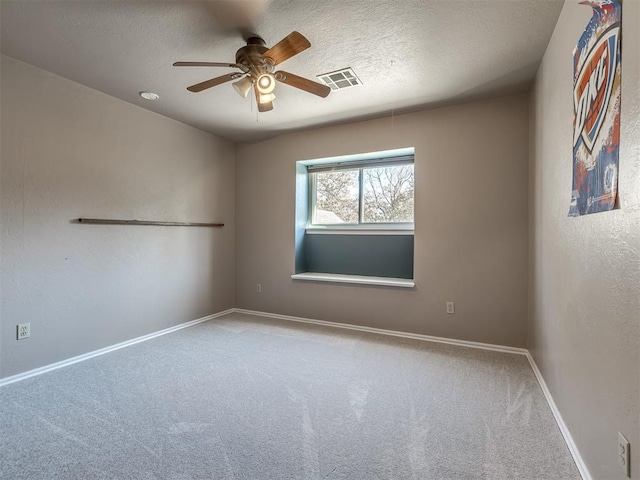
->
[312, 164, 414, 225]
[314, 170, 359, 224]
[363, 165, 414, 223]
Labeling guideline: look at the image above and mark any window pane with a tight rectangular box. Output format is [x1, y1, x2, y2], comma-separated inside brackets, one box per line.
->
[362, 164, 414, 223]
[313, 170, 359, 224]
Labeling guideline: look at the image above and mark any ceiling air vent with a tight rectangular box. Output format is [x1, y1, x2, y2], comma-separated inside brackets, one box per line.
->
[317, 68, 362, 91]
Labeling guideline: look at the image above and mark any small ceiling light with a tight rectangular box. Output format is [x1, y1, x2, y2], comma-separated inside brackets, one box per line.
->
[258, 92, 276, 104]
[139, 91, 159, 100]
[256, 73, 276, 94]
[232, 76, 253, 98]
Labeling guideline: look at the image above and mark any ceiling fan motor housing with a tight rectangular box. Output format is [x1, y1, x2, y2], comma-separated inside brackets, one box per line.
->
[235, 37, 274, 75]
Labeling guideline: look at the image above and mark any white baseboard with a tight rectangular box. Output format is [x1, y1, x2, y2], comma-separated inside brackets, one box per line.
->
[525, 352, 591, 480]
[233, 308, 589, 480]
[0, 308, 234, 387]
[233, 308, 528, 356]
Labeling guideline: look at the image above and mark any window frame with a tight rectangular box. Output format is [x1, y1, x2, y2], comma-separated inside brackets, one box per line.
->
[307, 156, 415, 233]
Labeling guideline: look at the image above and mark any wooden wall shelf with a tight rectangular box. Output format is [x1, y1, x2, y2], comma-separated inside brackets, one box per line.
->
[77, 218, 224, 227]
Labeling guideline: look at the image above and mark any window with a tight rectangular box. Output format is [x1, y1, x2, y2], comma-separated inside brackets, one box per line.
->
[309, 157, 414, 229]
[294, 149, 415, 285]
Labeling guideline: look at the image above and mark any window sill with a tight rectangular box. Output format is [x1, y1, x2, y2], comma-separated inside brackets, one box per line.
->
[306, 228, 414, 236]
[291, 272, 415, 288]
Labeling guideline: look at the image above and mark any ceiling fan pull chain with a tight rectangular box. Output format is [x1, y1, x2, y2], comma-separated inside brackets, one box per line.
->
[250, 85, 255, 116]
[250, 85, 259, 122]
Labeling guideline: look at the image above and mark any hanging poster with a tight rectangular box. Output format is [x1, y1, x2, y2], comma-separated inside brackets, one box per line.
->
[569, 0, 622, 217]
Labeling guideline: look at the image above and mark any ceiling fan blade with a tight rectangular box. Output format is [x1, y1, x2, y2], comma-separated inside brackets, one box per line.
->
[186, 73, 240, 92]
[275, 71, 331, 98]
[264, 31, 311, 65]
[254, 86, 274, 112]
[174, 62, 244, 69]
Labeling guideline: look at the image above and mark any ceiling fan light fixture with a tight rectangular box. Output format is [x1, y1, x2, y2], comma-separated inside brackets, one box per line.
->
[256, 73, 276, 94]
[258, 92, 276, 104]
[232, 76, 253, 98]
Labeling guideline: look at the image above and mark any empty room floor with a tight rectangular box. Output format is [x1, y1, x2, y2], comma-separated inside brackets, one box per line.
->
[0, 313, 579, 479]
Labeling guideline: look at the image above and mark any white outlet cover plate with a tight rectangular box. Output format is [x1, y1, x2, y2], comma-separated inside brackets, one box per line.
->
[446, 302, 455, 314]
[619, 431, 630, 477]
[17, 323, 30, 339]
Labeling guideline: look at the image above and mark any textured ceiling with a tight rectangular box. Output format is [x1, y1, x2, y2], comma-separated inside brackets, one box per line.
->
[0, 0, 563, 142]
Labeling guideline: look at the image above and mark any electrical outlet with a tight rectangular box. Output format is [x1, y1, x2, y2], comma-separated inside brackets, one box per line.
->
[256, 283, 262, 293]
[17, 323, 30, 340]
[619, 432, 630, 477]
[446, 302, 455, 314]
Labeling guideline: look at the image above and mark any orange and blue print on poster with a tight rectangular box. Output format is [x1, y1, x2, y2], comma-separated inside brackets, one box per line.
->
[569, 0, 621, 216]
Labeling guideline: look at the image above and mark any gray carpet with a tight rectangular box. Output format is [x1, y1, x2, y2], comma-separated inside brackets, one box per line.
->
[0, 312, 580, 480]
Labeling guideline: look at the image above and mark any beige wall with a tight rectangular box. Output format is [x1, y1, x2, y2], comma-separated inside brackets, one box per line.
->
[529, 1, 640, 479]
[235, 94, 530, 347]
[0, 56, 236, 378]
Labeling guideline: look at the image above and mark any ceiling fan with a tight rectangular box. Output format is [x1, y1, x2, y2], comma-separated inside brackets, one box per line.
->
[173, 32, 331, 112]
